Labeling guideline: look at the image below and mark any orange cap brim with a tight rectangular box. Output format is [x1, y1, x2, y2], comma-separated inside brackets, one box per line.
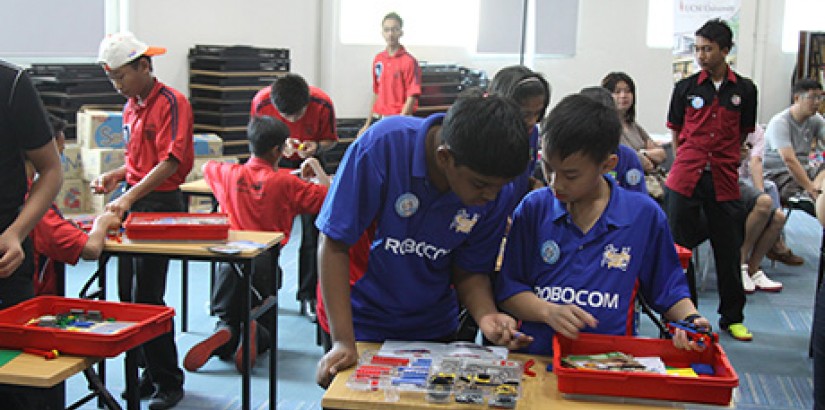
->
[144, 46, 167, 57]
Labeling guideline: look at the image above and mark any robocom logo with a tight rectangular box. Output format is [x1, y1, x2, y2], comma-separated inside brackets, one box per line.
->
[534, 286, 620, 309]
[384, 237, 451, 261]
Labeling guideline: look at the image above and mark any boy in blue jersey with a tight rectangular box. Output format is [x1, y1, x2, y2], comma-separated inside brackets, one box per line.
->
[496, 94, 709, 356]
[315, 96, 533, 387]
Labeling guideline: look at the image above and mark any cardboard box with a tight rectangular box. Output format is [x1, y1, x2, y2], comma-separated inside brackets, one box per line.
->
[193, 133, 224, 157]
[81, 148, 125, 181]
[187, 156, 238, 182]
[77, 108, 125, 149]
[61, 144, 82, 179]
[55, 178, 86, 214]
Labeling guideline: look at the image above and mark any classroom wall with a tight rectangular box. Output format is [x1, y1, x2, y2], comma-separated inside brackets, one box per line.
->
[130, 0, 797, 135]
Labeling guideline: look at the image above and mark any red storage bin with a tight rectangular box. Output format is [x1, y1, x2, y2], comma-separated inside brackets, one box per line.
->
[124, 212, 229, 241]
[675, 244, 692, 270]
[0, 296, 174, 358]
[553, 333, 738, 406]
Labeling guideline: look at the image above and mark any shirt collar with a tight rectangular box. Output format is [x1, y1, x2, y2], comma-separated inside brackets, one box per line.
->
[697, 64, 736, 85]
[412, 113, 445, 179]
[245, 156, 273, 170]
[386, 45, 408, 58]
[548, 176, 632, 229]
[131, 79, 163, 109]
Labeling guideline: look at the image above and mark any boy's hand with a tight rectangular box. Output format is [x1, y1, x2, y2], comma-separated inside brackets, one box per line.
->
[90, 172, 119, 194]
[300, 158, 321, 179]
[95, 211, 122, 230]
[671, 316, 711, 351]
[544, 303, 598, 340]
[297, 140, 318, 158]
[105, 194, 134, 221]
[477, 313, 533, 350]
[0, 232, 24, 278]
[316, 341, 358, 388]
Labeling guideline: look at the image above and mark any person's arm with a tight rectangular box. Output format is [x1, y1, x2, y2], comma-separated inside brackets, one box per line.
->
[300, 158, 331, 187]
[0, 143, 63, 277]
[662, 298, 712, 351]
[359, 94, 379, 136]
[399, 95, 418, 116]
[750, 154, 766, 192]
[315, 234, 358, 388]
[90, 165, 126, 194]
[80, 211, 121, 260]
[670, 129, 681, 152]
[778, 147, 819, 197]
[105, 159, 179, 219]
[499, 291, 597, 340]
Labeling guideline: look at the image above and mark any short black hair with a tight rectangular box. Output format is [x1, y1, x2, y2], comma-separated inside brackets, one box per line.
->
[488, 65, 551, 124]
[542, 93, 621, 164]
[601, 71, 637, 123]
[695, 18, 734, 51]
[441, 95, 529, 178]
[247, 115, 290, 157]
[383, 12, 403, 28]
[579, 86, 616, 110]
[792, 78, 823, 96]
[48, 113, 67, 133]
[126, 55, 153, 71]
[270, 74, 310, 116]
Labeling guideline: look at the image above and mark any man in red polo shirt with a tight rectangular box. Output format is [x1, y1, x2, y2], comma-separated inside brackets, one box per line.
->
[359, 12, 422, 135]
[93, 31, 193, 409]
[664, 19, 757, 343]
[250, 73, 337, 322]
[184, 115, 330, 373]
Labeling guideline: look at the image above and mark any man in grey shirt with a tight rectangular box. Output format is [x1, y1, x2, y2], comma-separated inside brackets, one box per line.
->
[763, 79, 825, 216]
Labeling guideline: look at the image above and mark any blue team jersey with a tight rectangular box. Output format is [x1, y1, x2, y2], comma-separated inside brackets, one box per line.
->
[609, 144, 646, 194]
[317, 114, 513, 341]
[496, 177, 689, 356]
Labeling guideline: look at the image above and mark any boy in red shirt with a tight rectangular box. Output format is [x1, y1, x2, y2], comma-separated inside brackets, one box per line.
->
[93, 32, 193, 409]
[184, 115, 330, 373]
[30, 115, 121, 296]
[250, 73, 337, 321]
[359, 11, 422, 135]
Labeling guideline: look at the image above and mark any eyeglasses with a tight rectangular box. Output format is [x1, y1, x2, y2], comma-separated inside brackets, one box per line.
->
[382, 27, 401, 33]
[803, 93, 825, 103]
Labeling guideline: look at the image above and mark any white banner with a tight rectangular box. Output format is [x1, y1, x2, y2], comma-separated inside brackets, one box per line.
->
[672, 0, 741, 81]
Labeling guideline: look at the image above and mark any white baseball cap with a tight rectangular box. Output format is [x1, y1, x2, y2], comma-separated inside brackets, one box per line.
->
[97, 32, 166, 71]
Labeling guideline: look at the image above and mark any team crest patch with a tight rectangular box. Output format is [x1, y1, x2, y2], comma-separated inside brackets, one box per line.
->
[625, 168, 643, 186]
[395, 193, 419, 218]
[601, 244, 631, 271]
[540, 240, 560, 264]
[731, 94, 741, 106]
[450, 209, 479, 234]
[374, 62, 384, 79]
[123, 124, 131, 143]
[691, 96, 704, 109]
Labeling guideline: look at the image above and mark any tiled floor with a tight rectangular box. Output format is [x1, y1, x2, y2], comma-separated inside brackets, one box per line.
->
[61, 211, 819, 409]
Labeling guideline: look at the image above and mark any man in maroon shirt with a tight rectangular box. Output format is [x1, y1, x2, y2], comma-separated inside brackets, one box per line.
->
[664, 19, 757, 342]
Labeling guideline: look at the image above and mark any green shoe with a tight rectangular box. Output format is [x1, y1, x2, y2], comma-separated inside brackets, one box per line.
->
[724, 323, 753, 341]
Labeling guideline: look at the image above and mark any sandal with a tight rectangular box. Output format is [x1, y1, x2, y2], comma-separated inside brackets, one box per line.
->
[765, 248, 804, 267]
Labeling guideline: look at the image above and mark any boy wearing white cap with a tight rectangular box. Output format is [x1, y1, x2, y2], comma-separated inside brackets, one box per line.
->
[92, 31, 192, 410]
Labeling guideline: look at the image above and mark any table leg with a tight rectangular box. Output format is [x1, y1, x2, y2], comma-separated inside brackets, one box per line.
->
[181, 258, 189, 333]
[124, 349, 140, 410]
[239, 260, 251, 410]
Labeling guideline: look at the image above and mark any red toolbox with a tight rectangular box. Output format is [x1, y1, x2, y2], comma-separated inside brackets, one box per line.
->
[553, 333, 738, 405]
[0, 296, 174, 358]
[675, 244, 692, 270]
[124, 212, 229, 241]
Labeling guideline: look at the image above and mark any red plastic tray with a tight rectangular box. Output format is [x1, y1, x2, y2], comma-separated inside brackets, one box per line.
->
[675, 244, 692, 270]
[124, 212, 229, 241]
[553, 333, 738, 405]
[0, 296, 174, 358]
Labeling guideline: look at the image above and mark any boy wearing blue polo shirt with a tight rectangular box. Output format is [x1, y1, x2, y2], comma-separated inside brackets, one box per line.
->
[496, 94, 709, 356]
[315, 96, 533, 387]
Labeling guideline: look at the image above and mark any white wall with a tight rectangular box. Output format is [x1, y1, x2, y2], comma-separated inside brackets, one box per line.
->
[130, 0, 798, 134]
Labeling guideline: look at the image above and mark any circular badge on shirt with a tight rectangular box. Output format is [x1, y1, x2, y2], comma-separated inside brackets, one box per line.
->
[691, 96, 704, 109]
[374, 62, 384, 79]
[395, 193, 419, 218]
[540, 240, 560, 265]
[625, 168, 643, 186]
[731, 94, 741, 106]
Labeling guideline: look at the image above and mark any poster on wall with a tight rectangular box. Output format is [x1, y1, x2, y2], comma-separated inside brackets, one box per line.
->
[672, 0, 741, 82]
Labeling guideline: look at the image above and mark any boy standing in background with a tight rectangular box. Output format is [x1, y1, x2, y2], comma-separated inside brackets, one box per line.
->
[94, 31, 193, 409]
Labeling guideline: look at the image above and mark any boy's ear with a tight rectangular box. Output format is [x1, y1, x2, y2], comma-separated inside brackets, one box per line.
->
[435, 145, 453, 168]
[600, 153, 619, 175]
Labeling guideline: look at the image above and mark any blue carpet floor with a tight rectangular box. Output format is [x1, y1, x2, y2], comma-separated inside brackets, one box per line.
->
[61, 211, 819, 409]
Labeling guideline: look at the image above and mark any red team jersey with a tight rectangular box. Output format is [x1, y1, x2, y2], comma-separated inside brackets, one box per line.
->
[202, 157, 328, 245]
[123, 80, 194, 190]
[250, 86, 338, 162]
[32, 206, 88, 295]
[372, 46, 421, 116]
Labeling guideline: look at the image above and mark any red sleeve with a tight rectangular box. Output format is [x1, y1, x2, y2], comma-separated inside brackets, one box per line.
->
[203, 161, 228, 205]
[405, 57, 422, 98]
[371, 54, 380, 94]
[319, 101, 338, 142]
[157, 93, 194, 174]
[289, 177, 329, 215]
[33, 208, 88, 265]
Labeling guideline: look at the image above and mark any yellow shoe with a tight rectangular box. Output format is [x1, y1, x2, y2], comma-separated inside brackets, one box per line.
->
[723, 323, 753, 341]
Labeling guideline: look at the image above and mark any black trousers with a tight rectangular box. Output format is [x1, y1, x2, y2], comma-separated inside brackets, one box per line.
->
[665, 171, 746, 325]
[814, 284, 825, 410]
[117, 189, 184, 392]
[210, 248, 280, 354]
[279, 157, 320, 302]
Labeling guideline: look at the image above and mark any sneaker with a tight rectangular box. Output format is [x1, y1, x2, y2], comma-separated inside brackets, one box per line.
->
[752, 270, 783, 292]
[721, 322, 753, 342]
[148, 388, 184, 410]
[235, 321, 258, 373]
[741, 265, 756, 294]
[183, 325, 232, 372]
[121, 371, 154, 400]
[788, 192, 816, 217]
